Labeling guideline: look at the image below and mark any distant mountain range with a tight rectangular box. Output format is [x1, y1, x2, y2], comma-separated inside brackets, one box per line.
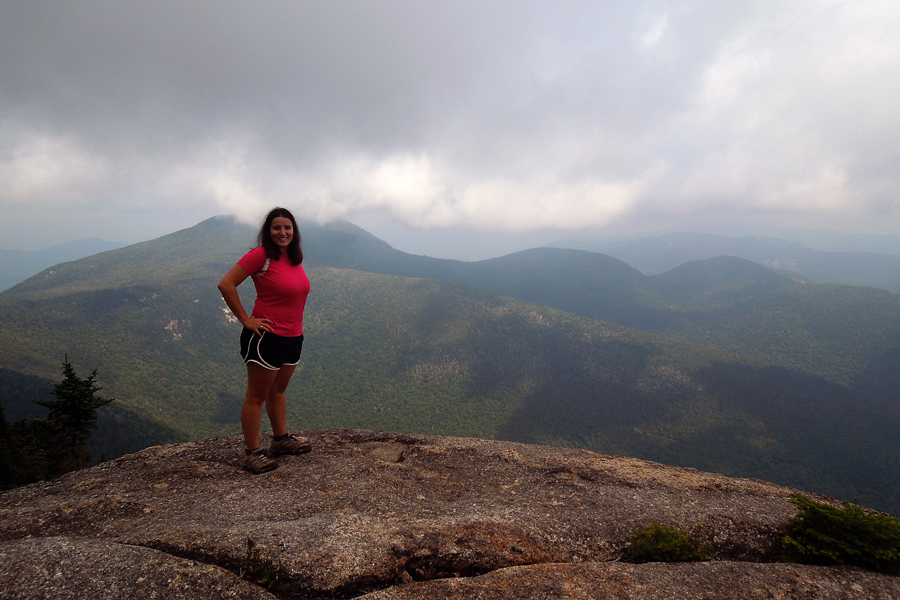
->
[0, 238, 125, 292]
[298, 222, 900, 387]
[1, 216, 899, 514]
[6, 226, 900, 294]
[567, 232, 900, 293]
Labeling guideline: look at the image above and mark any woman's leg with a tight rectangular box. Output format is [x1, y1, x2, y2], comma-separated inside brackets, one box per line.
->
[242, 363, 279, 450]
[265, 364, 297, 438]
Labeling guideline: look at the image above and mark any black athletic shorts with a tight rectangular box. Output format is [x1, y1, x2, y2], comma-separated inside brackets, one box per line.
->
[240, 327, 304, 370]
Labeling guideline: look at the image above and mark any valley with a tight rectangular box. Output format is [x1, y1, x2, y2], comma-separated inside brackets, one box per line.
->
[1, 216, 899, 514]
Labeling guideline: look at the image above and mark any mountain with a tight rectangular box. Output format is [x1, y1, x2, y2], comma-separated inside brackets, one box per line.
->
[300, 224, 900, 389]
[722, 226, 900, 255]
[579, 232, 900, 293]
[2, 216, 900, 513]
[2, 216, 251, 298]
[0, 238, 125, 292]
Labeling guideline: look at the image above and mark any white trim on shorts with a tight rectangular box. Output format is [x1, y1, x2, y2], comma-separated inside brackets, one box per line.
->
[242, 331, 279, 371]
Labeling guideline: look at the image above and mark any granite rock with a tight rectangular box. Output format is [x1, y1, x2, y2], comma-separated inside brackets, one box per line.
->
[1, 429, 898, 599]
[0, 537, 276, 600]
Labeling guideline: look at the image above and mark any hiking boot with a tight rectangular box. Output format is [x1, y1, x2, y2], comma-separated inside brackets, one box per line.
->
[270, 434, 312, 456]
[242, 449, 279, 473]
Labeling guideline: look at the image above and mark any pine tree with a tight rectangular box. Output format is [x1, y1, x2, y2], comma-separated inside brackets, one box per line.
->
[33, 356, 114, 475]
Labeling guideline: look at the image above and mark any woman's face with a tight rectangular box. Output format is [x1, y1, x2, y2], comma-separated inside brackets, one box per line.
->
[270, 216, 293, 253]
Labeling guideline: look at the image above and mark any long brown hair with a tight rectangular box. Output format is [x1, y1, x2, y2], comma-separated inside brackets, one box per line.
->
[257, 207, 303, 265]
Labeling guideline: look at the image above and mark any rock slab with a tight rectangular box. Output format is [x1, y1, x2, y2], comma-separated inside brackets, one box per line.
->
[1, 428, 898, 599]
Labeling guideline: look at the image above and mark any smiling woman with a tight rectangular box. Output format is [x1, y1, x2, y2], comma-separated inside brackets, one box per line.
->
[217, 207, 312, 473]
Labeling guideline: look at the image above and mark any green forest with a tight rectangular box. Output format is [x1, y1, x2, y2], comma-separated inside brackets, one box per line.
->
[1, 216, 899, 514]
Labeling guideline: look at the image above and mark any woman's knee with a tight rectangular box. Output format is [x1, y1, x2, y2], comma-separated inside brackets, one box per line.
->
[268, 383, 290, 396]
[244, 389, 268, 407]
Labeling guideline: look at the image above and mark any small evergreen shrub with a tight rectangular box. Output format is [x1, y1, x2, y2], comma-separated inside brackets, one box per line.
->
[626, 523, 710, 562]
[783, 494, 900, 574]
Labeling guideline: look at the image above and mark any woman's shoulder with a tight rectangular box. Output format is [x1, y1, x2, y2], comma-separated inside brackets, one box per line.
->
[242, 245, 266, 258]
[237, 246, 268, 269]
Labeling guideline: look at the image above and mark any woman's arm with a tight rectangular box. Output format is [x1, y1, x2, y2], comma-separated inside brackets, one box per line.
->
[217, 264, 274, 335]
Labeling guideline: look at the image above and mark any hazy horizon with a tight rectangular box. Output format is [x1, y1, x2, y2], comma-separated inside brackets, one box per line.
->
[5, 212, 900, 264]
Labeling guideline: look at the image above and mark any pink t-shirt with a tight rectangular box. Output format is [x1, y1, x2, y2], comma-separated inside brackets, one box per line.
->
[237, 246, 311, 337]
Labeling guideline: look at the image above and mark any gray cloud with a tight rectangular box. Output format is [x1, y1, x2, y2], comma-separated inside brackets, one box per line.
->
[2, 0, 899, 252]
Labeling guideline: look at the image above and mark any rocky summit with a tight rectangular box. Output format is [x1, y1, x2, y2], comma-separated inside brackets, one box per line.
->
[1, 429, 897, 599]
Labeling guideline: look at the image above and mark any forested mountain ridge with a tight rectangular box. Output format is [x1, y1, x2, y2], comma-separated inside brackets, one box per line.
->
[0, 238, 124, 293]
[3, 216, 253, 298]
[2, 216, 899, 513]
[5, 214, 899, 406]
[297, 219, 900, 387]
[590, 231, 900, 293]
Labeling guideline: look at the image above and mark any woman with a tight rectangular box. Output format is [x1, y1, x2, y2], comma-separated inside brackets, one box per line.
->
[218, 207, 312, 473]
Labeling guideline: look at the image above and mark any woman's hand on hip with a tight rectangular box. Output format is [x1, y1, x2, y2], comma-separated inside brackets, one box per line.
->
[242, 316, 275, 336]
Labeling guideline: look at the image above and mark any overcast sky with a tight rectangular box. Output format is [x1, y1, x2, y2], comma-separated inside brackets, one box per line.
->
[2, 1, 899, 257]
